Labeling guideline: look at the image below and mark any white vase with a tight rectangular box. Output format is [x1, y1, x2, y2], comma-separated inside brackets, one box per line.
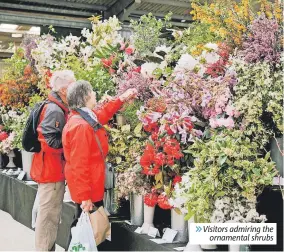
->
[21, 150, 34, 180]
[130, 194, 144, 226]
[200, 244, 218, 250]
[171, 209, 188, 242]
[184, 217, 202, 251]
[141, 204, 155, 233]
[6, 150, 16, 168]
[229, 244, 241, 251]
[143, 204, 155, 226]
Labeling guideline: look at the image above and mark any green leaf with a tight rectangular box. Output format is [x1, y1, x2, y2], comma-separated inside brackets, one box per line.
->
[116, 157, 122, 164]
[219, 155, 227, 165]
[134, 123, 143, 136]
[121, 125, 131, 133]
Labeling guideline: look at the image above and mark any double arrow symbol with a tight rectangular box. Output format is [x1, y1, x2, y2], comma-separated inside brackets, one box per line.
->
[196, 226, 202, 232]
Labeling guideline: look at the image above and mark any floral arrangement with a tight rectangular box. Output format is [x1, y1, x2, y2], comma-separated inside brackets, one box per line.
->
[115, 165, 150, 200]
[0, 1, 282, 227]
[211, 196, 267, 223]
[0, 131, 15, 154]
[171, 130, 277, 222]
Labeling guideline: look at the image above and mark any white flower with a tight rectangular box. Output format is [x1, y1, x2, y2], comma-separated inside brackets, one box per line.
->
[201, 51, 220, 64]
[204, 43, 218, 51]
[174, 53, 198, 72]
[141, 63, 159, 78]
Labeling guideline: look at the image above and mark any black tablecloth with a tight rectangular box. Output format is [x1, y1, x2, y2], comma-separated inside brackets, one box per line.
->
[0, 172, 78, 250]
[111, 222, 187, 251]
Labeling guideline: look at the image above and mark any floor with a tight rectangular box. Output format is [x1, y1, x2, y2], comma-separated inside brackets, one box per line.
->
[0, 210, 64, 251]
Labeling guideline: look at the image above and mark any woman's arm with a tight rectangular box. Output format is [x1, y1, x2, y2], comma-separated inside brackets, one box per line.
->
[94, 88, 138, 125]
[94, 98, 124, 125]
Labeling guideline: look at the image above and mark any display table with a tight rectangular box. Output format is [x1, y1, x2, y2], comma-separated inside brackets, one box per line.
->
[0, 172, 78, 250]
[111, 222, 187, 251]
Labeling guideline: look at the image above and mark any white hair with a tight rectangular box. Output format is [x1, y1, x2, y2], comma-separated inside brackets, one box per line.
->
[50, 70, 76, 92]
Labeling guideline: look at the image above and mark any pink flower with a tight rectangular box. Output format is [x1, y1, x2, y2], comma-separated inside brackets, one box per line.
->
[222, 117, 235, 129]
[225, 104, 235, 117]
[234, 110, 241, 118]
[125, 46, 134, 55]
[120, 42, 126, 51]
[209, 118, 219, 128]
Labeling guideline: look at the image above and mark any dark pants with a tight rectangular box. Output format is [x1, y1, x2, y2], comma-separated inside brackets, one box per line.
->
[67, 200, 104, 251]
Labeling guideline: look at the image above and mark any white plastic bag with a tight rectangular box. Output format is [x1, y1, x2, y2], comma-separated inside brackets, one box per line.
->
[68, 212, 97, 252]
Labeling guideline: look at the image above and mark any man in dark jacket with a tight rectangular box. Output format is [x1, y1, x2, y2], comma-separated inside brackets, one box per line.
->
[30, 70, 75, 251]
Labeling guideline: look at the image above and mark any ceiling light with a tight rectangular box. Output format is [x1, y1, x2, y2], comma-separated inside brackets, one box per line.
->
[12, 33, 23, 38]
[29, 26, 41, 34]
[0, 24, 18, 30]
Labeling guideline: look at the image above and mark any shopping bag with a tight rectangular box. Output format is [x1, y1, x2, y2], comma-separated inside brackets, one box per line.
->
[89, 206, 111, 246]
[68, 212, 97, 251]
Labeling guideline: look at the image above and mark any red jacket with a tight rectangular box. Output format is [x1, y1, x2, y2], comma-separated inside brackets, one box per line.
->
[62, 98, 123, 203]
[30, 92, 69, 183]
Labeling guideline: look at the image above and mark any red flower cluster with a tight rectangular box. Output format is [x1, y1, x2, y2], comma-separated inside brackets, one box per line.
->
[157, 194, 172, 210]
[173, 175, 182, 185]
[140, 138, 183, 175]
[44, 69, 52, 89]
[0, 131, 9, 142]
[206, 43, 231, 78]
[144, 192, 158, 207]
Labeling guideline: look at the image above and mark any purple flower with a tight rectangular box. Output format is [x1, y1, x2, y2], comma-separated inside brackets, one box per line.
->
[239, 14, 281, 64]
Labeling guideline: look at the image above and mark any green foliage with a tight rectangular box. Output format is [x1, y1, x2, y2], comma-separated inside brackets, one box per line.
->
[121, 101, 144, 128]
[130, 12, 172, 57]
[63, 55, 116, 100]
[2, 48, 29, 81]
[182, 22, 221, 51]
[107, 123, 146, 172]
[233, 60, 283, 145]
[184, 129, 277, 222]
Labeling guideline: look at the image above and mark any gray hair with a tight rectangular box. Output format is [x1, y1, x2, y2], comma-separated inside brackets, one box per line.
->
[50, 70, 76, 92]
[67, 80, 93, 110]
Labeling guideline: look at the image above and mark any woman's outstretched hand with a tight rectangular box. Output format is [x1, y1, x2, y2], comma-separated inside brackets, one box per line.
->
[119, 88, 138, 102]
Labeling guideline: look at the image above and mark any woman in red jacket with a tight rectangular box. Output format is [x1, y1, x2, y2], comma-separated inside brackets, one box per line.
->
[62, 80, 137, 212]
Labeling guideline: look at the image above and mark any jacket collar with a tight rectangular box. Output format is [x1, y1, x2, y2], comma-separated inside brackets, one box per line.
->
[48, 91, 69, 114]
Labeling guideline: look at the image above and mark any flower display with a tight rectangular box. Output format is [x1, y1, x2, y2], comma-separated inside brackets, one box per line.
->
[115, 166, 150, 200]
[239, 15, 281, 64]
[211, 196, 267, 223]
[144, 191, 159, 207]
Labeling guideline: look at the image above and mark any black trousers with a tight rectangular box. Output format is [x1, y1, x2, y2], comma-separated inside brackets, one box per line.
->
[67, 200, 104, 251]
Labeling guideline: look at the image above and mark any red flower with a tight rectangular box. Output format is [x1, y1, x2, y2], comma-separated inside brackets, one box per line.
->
[184, 118, 194, 131]
[125, 46, 134, 55]
[173, 176, 182, 185]
[144, 193, 158, 207]
[143, 122, 159, 133]
[132, 66, 141, 73]
[157, 194, 172, 209]
[154, 152, 166, 166]
[44, 69, 52, 89]
[166, 156, 175, 166]
[151, 132, 158, 141]
[0, 131, 9, 141]
[140, 143, 155, 167]
[165, 124, 174, 135]
[101, 58, 113, 68]
[109, 68, 116, 75]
